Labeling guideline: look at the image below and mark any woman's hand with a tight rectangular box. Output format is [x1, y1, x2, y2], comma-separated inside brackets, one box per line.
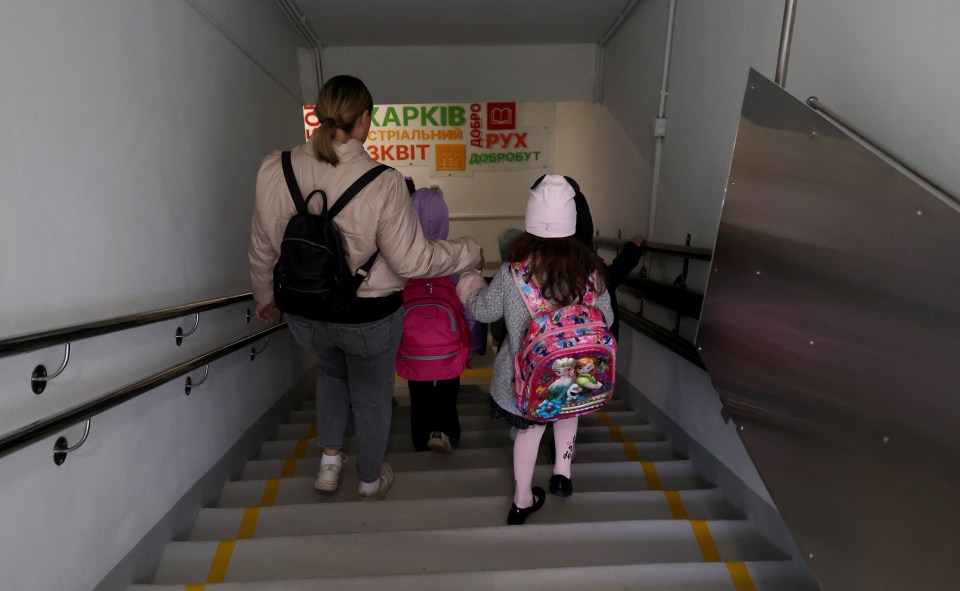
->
[630, 234, 647, 247]
[256, 302, 280, 324]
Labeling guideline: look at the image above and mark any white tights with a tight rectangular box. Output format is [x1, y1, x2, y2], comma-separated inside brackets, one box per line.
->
[512, 416, 579, 508]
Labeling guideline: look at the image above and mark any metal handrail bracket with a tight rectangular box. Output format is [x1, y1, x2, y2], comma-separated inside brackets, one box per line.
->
[0, 293, 254, 359]
[0, 323, 287, 462]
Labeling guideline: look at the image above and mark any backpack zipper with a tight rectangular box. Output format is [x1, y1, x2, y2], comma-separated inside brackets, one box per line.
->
[517, 320, 609, 363]
[402, 351, 458, 361]
[403, 303, 456, 332]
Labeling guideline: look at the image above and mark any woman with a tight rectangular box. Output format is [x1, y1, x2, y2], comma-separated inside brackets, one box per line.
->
[249, 75, 482, 500]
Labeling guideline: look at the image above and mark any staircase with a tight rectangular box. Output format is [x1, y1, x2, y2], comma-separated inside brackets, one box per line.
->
[131, 374, 812, 590]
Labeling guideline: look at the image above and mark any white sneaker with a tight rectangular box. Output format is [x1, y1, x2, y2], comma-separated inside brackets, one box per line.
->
[358, 462, 394, 500]
[427, 431, 453, 454]
[314, 452, 347, 493]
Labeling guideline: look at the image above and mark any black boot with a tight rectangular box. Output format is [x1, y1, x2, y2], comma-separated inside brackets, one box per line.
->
[507, 487, 546, 525]
[549, 474, 573, 497]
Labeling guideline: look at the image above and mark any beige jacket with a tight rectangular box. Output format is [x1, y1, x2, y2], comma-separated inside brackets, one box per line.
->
[249, 140, 481, 306]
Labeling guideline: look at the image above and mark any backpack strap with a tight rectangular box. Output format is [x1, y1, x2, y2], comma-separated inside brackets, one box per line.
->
[511, 260, 598, 316]
[327, 163, 391, 290]
[511, 261, 552, 317]
[328, 164, 391, 218]
[280, 151, 311, 216]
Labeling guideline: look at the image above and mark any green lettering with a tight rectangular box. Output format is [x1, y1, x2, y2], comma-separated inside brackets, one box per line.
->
[448, 106, 466, 126]
[381, 107, 401, 126]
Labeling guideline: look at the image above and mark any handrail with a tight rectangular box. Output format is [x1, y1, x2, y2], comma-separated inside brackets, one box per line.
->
[594, 235, 708, 367]
[0, 293, 254, 358]
[0, 323, 287, 461]
[806, 97, 960, 213]
[593, 236, 713, 261]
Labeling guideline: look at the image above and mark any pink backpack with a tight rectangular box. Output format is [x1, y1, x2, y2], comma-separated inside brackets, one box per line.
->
[511, 261, 616, 421]
[397, 276, 471, 381]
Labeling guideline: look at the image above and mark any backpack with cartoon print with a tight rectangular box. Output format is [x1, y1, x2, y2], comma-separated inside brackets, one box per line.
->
[511, 261, 617, 421]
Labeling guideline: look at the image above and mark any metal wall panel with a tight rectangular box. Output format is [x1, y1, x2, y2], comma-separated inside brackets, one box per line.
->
[697, 70, 960, 591]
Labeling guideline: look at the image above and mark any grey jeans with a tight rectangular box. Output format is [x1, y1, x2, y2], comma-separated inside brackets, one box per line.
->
[286, 308, 403, 483]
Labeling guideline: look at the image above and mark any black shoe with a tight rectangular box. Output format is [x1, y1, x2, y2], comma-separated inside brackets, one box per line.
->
[549, 474, 573, 498]
[507, 486, 546, 525]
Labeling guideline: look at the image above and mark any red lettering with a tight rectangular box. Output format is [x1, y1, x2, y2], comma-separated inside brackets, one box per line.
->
[486, 133, 499, 149]
[416, 144, 429, 159]
[470, 103, 481, 112]
[514, 133, 528, 148]
[381, 145, 395, 160]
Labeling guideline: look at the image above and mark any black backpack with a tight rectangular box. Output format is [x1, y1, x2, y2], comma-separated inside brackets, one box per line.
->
[273, 151, 390, 320]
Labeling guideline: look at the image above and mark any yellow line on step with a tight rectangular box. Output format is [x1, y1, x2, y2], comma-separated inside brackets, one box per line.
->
[640, 460, 662, 490]
[308, 422, 318, 438]
[205, 540, 236, 583]
[596, 411, 610, 426]
[663, 490, 689, 519]
[727, 562, 758, 591]
[236, 507, 260, 539]
[261, 479, 280, 506]
[281, 458, 298, 478]
[608, 425, 623, 442]
[294, 437, 309, 458]
[184, 585, 205, 591]
[690, 520, 722, 562]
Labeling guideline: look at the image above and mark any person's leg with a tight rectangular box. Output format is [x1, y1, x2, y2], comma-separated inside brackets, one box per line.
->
[336, 309, 403, 490]
[512, 424, 546, 508]
[549, 416, 579, 497]
[552, 416, 578, 478]
[286, 315, 350, 491]
[407, 380, 433, 452]
[286, 316, 350, 454]
[435, 376, 462, 442]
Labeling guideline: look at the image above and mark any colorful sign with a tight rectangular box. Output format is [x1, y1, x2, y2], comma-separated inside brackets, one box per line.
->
[303, 103, 551, 176]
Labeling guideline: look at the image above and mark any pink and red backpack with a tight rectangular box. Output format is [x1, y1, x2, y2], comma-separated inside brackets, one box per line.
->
[511, 261, 616, 421]
[396, 276, 471, 381]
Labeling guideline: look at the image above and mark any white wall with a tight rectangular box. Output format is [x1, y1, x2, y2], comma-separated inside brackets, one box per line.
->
[0, 0, 305, 338]
[0, 1, 312, 589]
[602, 0, 960, 525]
[321, 44, 598, 104]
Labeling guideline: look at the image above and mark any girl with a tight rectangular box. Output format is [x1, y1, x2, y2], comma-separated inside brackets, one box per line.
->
[400, 186, 473, 453]
[457, 175, 614, 525]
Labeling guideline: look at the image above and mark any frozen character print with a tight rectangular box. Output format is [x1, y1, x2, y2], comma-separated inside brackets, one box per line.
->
[564, 382, 583, 403]
[597, 358, 610, 375]
[574, 358, 603, 391]
[535, 358, 576, 419]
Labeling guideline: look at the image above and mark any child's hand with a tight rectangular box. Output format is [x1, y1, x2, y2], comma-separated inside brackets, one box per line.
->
[456, 271, 487, 305]
[630, 234, 647, 247]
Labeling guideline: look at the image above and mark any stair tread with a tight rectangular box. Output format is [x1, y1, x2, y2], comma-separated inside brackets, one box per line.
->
[266, 424, 664, 453]
[152, 520, 787, 583]
[244, 441, 682, 479]
[190, 489, 740, 539]
[134, 560, 813, 591]
[217, 461, 711, 507]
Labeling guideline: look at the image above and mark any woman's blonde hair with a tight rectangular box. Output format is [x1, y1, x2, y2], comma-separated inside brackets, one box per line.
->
[312, 75, 374, 165]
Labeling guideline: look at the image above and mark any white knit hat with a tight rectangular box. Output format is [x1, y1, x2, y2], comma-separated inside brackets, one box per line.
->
[525, 175, 576, 238]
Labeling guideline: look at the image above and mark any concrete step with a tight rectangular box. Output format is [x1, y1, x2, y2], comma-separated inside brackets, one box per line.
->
[242, 441, 682, 480]
[133, 560, 812, 591]
[151, 519, 786, 584]
[189, 489, 740, 540]
[265, 423, 664, 455]
[215, 460, 710, 508]
[273, 408, 649, 439]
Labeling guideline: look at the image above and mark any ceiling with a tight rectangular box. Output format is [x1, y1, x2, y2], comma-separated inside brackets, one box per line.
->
[289, 0, 636, 47]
